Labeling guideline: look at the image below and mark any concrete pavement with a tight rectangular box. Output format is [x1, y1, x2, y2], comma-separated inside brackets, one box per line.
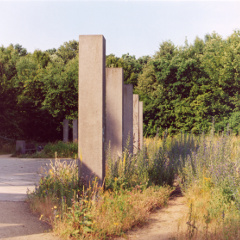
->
[0, 154, 61, 240]
[0, 154, 52, 201]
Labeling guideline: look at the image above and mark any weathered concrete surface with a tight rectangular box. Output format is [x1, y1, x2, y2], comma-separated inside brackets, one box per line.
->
[0, 201, 59, 240]
[73, 119, 78, 142]
[139, 101, 143, 150]
[78, 35, 106, 183]
[133, 94, 139, 154]
[106, 68, 123, 158]
[16, 141, 26, 154]
[0, 155, 49, 201]
[123, 84, 133, 154]
[0, 155, 60, 240]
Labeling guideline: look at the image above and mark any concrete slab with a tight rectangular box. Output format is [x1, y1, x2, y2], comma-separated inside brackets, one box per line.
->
[0, 155, 64, 239]
[0, 201, 60, 239]
[0, 155, 61, 201]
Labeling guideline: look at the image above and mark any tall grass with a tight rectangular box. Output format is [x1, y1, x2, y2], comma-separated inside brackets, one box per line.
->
[27, 157, 81, 223]
[28, 138, 174, 239]
[105, 131, 199, 190]
[27, 130, 240, 239]
[54, 184, 171, 239]
[175, 129, 240, 239]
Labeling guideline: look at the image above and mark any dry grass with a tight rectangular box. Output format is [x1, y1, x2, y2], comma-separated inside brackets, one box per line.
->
[53, 185, 172, 240]
[27, 194, 57, 225]
[92, 186, 171, 237]
[175, 134, 240, 240]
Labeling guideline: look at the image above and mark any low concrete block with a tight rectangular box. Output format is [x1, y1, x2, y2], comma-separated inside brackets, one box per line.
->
[16, 140, 26, 154]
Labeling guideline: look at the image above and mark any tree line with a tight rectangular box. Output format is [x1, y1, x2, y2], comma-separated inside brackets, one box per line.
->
[1, 30, 240, 141]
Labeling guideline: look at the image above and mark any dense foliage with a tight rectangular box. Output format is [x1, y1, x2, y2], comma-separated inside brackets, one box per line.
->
[0, 41, 79, 141]
[1, 30, 240, 141]
[137, 31, 240, 136]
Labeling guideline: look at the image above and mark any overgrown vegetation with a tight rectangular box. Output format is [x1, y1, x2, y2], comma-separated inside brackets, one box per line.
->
[27, 138, 175, 239]
[27, 129, 240, 239]
[3, 28, 239, 238]
[176, 129, 240, 239]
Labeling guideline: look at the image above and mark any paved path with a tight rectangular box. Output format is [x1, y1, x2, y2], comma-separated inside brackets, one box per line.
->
[0, 155, 61, 240]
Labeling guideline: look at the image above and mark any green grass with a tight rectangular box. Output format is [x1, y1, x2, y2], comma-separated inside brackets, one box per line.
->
[16, 141, 78, 158]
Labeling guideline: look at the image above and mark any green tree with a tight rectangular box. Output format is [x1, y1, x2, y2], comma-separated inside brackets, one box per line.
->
[0, 45, 21, 138]
[42, 55, 78, 120]
[106, 53, 148, 88]
[57, 40, 78, 64]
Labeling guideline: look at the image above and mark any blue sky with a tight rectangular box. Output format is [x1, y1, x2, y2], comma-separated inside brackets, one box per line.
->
[0, 1, 240, 58]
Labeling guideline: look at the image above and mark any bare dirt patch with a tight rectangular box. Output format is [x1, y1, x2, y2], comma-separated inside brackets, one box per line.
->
[119, 189, 188, 240]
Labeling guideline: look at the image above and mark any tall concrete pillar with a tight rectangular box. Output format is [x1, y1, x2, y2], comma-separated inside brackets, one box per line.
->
[133, 94, 139, 154]
[78, 35, 106, 183]
[73, 119, 78, 142]
[123, 84, 133, 154]
[106, 68, 123, 159]
[63, 119, 69, 143]
[139, 101, 143, 150]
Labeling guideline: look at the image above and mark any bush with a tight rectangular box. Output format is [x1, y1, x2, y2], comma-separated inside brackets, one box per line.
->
[27, 157, 81, 223]
[17, 141, 78, 158]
